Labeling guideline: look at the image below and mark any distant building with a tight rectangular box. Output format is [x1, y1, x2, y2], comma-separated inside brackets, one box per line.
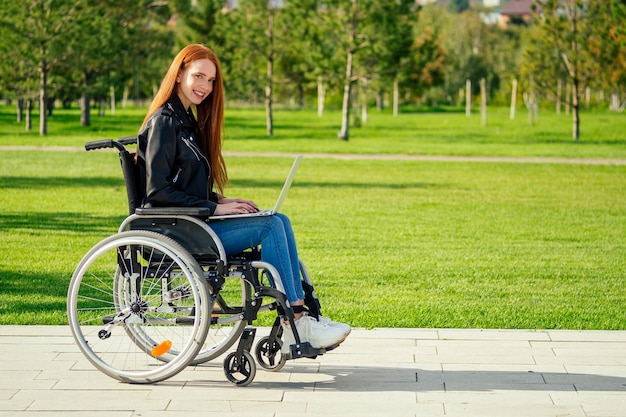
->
[416, 0, 503, 7]
[498, 0, 537, 28]
[412, 0, 541, 29]
[224, 0, 284, 9]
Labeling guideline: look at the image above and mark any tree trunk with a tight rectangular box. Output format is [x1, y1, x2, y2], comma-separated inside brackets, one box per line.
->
[561, 49, 580, 139]
[16, 99, 23, 123]
[572, 80, 580, 140]
[465, 79, 471, 117]
[265, 7, 274, 136]
[361, 78, 368, 124]
[480, 77, 487, 126]
[317, 77, 325, 117]
[25, 99, 32, 131]
[376, 89, 383, 111]
[523, 89, 536, 125]
[122, 86, 129, 108]
[298, 84, 304, 109]
[392, 80, 399, 117]
[610, 89, 617, 111]
[338, 0, 358, 141]
[39, 54, 48, 136]
[80, 86, 91, 127]
[338, 48, 353, 141]
[110, 85, 116, 115]
[509, 78, 517, 120]
[47, 97, 54, 116]
[556, 78, 562, 114]
[610, 88, 625, 112]
[352, 81, 361, 128]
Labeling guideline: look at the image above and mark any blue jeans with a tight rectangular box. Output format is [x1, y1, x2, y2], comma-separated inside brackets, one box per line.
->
[208, 213, 305, 303]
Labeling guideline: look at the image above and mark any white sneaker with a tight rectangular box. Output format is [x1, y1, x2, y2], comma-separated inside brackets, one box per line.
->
[317, 316, 351, 338]
[282, 313, 347, 354]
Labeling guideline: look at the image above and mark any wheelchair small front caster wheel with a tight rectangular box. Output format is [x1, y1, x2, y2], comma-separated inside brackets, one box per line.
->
[255, 336, 287, 372]
[98, 329, 111, 340]
[223, 351, 256, 386]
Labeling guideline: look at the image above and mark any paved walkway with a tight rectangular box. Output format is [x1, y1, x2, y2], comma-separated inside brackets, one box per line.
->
[1, 326, 625, 417]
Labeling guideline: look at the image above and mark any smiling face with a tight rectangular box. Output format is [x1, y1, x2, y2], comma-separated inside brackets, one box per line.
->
[176, 58, 217, 110]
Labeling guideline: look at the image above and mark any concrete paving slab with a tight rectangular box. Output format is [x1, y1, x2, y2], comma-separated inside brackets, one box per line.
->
[0, 326, 625, 417]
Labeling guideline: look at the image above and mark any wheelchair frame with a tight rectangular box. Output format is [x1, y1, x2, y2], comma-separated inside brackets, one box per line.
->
[67, 137, 329, 386]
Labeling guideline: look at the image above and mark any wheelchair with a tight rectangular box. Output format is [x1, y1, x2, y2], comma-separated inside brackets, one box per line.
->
[67, 137, 333, 386]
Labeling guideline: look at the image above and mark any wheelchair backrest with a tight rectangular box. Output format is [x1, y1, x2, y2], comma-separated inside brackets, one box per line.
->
[119, 148, 146, 215]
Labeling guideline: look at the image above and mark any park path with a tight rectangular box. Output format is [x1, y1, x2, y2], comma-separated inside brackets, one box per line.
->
[1, 145, 626, 165]
[2, 325, 626, 417]
[224, 151, 626, 165]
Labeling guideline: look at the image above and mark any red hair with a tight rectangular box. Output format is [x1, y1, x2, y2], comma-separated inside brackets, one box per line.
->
[141, 44, 228, 194]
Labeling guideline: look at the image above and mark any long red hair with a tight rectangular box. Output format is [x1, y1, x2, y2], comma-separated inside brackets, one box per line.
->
[141, 44, 228, 194]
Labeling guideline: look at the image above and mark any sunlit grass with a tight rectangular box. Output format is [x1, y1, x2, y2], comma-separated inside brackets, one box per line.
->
[1, 149, 624, 329]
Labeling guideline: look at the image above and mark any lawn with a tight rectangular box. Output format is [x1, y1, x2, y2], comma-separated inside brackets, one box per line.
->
[2, 104, 625, 159]
[0, 104, 625, 329]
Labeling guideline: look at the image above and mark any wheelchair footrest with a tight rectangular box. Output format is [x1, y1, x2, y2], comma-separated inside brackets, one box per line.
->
[287, 341, 332, 359]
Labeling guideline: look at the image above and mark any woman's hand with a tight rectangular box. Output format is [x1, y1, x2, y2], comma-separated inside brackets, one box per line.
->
[214, 197, 259, 215]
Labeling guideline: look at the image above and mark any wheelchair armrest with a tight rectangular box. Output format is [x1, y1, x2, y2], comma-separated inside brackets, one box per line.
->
[134, 207, 212, 217]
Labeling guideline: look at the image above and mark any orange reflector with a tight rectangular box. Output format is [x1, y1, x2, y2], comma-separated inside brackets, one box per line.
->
[151, 340, 172, 357]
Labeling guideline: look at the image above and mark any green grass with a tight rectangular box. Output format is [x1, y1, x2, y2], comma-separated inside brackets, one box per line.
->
[0, 105, 625, 329]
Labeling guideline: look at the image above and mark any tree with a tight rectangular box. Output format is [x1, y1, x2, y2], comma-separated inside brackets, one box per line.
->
[449, 0, 470, 13]
[587, 0, 626, 112]
[358, 0, 416, 116]
[403, 27, 447, 102]
[414, 4, 479, 105]
[524, 0, 601, 140]
[275, 0, 324, 109]
[169, 0, 226, 48]
[61, 2, 113, 126]
[213, 2, 266, 104]
[322, 0, 372, 141]
[215, 1, 278, 135]
[54, 1, 173, 126]
[333, 0, 360, 140]
[0, 17, 39, 129]
[0, 0, 81, 135]
[0, 1, 172, 132]
[304, 2, 348, 116]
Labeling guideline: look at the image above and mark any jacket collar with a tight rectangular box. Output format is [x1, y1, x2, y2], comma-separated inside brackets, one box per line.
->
[165, 94, 197, 129]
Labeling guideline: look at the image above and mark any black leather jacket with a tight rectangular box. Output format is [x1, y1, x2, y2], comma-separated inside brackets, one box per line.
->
[137, 95, 220, 214]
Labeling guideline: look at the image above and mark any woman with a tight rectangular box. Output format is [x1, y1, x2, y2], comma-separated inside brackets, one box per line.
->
[137, 44, 350, 351]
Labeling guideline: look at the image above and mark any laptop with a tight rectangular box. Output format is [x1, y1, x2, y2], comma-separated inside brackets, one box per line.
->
[209, 155, 303, 220]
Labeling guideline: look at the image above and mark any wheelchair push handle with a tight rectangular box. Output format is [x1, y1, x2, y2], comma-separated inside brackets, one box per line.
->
[85, 136, 138, 152]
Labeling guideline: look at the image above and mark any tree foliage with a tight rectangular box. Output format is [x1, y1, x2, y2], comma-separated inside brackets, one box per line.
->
[522, 0, 625, 139]
[587, 0, 626, 111]
[0, 1, 624, 139]
[0, 0, 82, 134]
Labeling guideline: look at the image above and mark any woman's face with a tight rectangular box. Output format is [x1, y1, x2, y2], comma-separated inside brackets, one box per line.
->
[176, 58, 217, 110]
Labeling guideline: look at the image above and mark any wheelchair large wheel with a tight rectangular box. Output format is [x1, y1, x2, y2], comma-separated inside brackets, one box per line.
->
[67, 230, 211, 384]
